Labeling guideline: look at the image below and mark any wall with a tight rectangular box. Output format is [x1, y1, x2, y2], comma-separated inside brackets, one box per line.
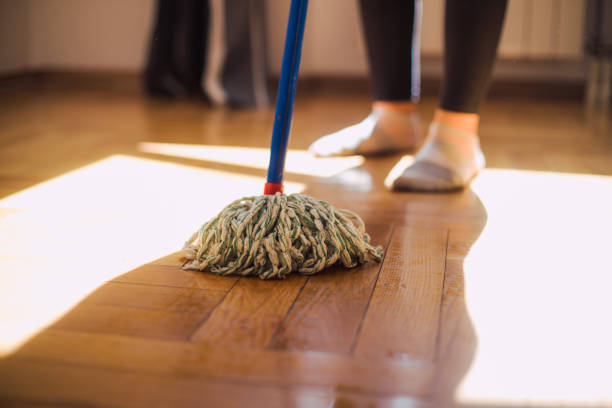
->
[28, 0, 154, 71]
[0, 1, 30, 74]
[266, 0, 586, 76]
[0, 0, 154, 75]
[0, 0, 587, 77]
[266, 1, 367, 76]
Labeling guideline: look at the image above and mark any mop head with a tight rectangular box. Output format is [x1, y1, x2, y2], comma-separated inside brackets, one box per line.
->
[182, 193, 383, 279]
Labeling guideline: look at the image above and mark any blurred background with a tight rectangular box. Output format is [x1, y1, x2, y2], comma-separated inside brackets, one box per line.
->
[0, 0, 604, 102]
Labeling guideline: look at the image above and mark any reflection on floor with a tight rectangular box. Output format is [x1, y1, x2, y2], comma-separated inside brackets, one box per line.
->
[0, 87, 611, 407]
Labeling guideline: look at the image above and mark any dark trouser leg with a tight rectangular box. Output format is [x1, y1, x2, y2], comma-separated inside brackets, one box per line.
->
[440, 0, 508, 113]
[173, 0, 207, 94]
[358, 0, 421, 102]
[145, 0, 179, 96]
[221, 0, 270, 107]
[145, 0, 207, 98]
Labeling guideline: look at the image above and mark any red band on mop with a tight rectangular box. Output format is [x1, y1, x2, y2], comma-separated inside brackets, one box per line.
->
[264, 182, 284, 195]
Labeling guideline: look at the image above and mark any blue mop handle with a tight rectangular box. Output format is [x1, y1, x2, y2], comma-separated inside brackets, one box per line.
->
[264, 0, 308, 195]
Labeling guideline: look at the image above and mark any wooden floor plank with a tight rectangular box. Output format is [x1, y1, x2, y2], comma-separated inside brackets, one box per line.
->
[148, 251, 187, 267]
[190, 275, 308, 347]
[2, 87, 609, 407]
[114, 263, 239, 292]
[82, 281, 224, 314]
[354, 227, 448, 362]
[10, 329, 433, 397]
[433, 223, 484, 400]
[52, 302, 219, 341]
[269, 223, 393, 353]
[430, 230, 481, 404]
[0, 358, 429, 408]
[0, 399, 60, 408]
[0, 359, 332, 408]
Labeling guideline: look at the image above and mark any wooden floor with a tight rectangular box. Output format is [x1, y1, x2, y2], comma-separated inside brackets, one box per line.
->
[0, 86, 611, 408]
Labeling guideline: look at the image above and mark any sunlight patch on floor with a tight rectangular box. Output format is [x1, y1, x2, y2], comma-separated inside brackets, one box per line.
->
[384, 155, 415, 189]
[0, 155, 304, 356]
[138, 142, 365, 178]
[458, 168, 612, 406]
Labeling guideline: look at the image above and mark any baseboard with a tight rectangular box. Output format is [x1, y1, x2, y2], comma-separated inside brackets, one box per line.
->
[0, 70, 142, 93]
[0, 58, 586, 100]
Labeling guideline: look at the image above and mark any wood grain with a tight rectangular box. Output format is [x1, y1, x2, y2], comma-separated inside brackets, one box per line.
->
[0, 359, 332, 408]
[83, 281, 225, 313]
[269, 223, 393, 353]
[52, 302, 218, 341]
[0, 356, 430, 408]
[114, 263, 239, 292]
[11, 329, 433, 397]
[430, 256, 476, 404]
[190, 275, 308, 347]
[353, 227, 448, 362]
[148, 251, 187, 266]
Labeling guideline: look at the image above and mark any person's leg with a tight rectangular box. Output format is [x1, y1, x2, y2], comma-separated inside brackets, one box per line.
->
[389, 0, 507, 191]
[145, 0, 208, 99]
[309, 0, 422, 157]
[172, 0, 207, 96]
[221, 0, 270, 107]
[145, 0, 185, 97]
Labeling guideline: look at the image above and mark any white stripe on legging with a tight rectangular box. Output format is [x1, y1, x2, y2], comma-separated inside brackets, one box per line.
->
[411, 0, 422, 101]
[203, 0, 228, 105]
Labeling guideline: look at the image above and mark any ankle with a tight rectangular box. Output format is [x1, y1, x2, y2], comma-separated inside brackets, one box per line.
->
[373, 100, 418, 115]
[433, 108, 479, 135]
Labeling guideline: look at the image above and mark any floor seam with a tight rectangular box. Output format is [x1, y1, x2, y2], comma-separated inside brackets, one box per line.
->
[349, 223, 396, 355]
[109, 279, 229, 292]
[186, 277, 242, 341]
[266, 275, 310, 349]
[433, 229, 450, 363]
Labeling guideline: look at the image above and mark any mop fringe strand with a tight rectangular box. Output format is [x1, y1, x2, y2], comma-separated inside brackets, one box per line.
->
[182, 193, 383, 279]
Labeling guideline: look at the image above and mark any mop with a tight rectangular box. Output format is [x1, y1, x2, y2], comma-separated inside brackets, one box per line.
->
[182, 0, 382, 279]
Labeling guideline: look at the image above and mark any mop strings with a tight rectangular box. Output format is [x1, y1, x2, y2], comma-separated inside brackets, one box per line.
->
[182, 193, 383, 279]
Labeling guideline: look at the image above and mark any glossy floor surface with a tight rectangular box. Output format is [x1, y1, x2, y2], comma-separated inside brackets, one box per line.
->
[0, 86, 611, 407]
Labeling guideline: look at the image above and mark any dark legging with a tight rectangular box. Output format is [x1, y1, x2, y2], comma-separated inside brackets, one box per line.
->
[359, 0, 508, 113]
